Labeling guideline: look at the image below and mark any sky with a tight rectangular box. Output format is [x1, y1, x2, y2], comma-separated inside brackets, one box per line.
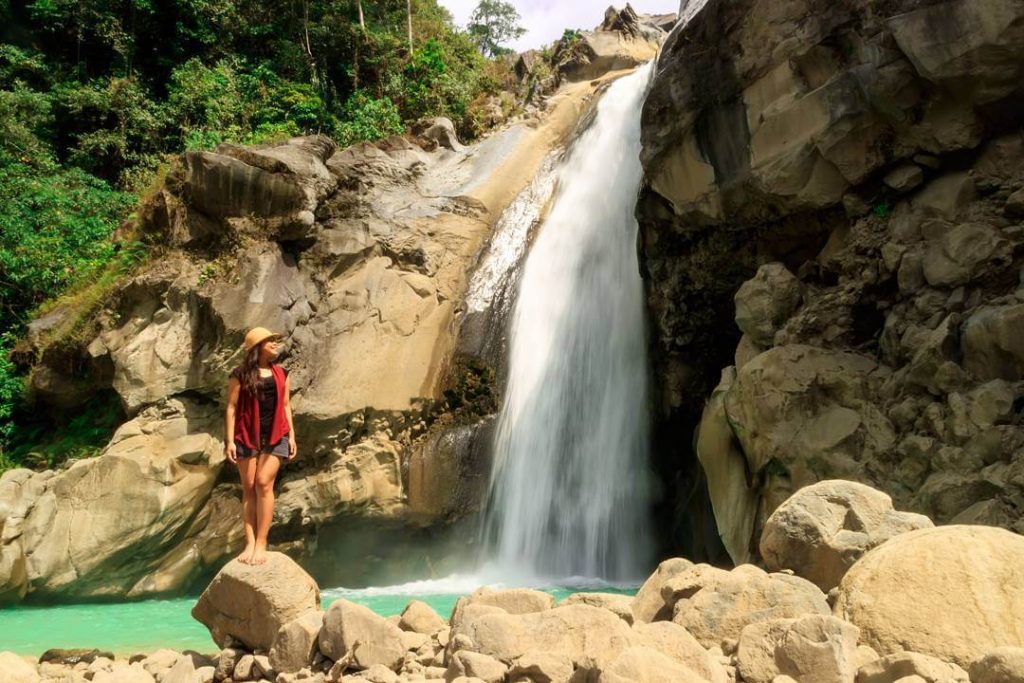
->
[439, 0, 681, 53]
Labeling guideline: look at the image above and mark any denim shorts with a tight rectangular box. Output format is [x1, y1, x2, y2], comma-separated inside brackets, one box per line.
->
[235, 434, 291, 459]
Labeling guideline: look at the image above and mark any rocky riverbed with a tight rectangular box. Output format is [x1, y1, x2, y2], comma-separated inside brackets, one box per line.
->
[4, 480, 1023, 683]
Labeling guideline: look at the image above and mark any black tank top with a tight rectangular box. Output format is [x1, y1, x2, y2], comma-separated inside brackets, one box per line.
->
[231, 366, 289, 442]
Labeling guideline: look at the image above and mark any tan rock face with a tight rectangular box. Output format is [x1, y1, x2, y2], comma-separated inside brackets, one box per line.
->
[760, 480, 933, 591]
[723, 346, 895, 519]
[3, 398, 225, 601]
[665, 564, 830, 649]
[191, 553, 320, 651]
[835, 526, 1024, 667]
[695, 368, 758, 565]
[639, 0, 1024, 554]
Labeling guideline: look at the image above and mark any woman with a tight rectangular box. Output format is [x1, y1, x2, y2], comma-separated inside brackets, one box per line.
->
[225, 327, 297, 565]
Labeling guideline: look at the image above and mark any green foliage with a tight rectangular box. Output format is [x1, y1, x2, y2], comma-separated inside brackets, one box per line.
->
[467, 0, 526, 57]
[2, 391, 125, 472]
[0, 160, 135, 321]
[0, 0, 528, 464]
[334, 89, 404, 146]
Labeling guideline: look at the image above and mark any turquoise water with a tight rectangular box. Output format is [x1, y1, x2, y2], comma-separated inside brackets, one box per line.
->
[0, 578, 636, 656]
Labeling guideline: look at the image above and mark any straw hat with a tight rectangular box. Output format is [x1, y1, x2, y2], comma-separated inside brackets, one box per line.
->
[242, 327, 282, 352]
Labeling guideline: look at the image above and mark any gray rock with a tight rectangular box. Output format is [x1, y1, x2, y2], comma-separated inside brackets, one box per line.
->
[734, 263, 801, 347]
[884, 164, 924, 192]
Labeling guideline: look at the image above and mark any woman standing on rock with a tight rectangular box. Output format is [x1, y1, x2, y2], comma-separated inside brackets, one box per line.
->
[225, 327, 297, 565]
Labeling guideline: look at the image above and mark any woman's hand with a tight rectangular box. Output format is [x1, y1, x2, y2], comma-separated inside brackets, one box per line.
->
[225, 441, 238, 464]
[288, 438, 298, 460]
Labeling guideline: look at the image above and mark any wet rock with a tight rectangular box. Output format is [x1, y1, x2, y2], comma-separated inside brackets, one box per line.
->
[760, 480, 933, 591]
[192, 553, 320, 651]
[835, 526, 1024, 667]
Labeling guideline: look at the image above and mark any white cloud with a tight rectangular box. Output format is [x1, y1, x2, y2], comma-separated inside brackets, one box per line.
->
[439, 0, 680, 53]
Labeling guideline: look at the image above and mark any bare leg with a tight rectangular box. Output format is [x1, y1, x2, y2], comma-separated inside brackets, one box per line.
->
[236, 456, 259, 564]
[252, 453, 282, 565]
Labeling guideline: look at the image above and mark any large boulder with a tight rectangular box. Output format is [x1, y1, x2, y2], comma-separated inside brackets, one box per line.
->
[722, 346, 895, 522]
[191, 553, 320, 651]
[449, 604, 634, 668]
[734, 263, 802, 347]
[399, 600, 447, 635]
[269, 609, 324, 674]
[449, 587, 555, 631]
[2, 398, 227, 603]
[631, 621, 729, 683]
[664, 564, 831, 648]
[856, 652, 969, 683]
[0, 652, 40, 683]
[631, 557, 693, 623]
[597, 646, 707, 683]
[736, 614, 859, 683]
[760, 480, 933, 591]
[970, 647, 1024, 683]
[834, 525, 1024, 667]
[962, 304, 1024, 381]
[318, 599, 406, 672]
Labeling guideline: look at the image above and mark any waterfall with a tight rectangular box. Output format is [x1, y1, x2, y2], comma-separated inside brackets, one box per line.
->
[484, 62, 656, 583]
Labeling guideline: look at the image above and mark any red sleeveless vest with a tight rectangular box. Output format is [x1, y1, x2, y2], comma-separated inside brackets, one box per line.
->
[234, 363, 290, 448]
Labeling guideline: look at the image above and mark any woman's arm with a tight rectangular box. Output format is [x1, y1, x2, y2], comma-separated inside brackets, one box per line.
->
[225, 376, 241, 463]
[284, 373, 297, 459]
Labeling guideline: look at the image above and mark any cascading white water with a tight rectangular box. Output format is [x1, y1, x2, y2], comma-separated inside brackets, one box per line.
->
[485, 62, 656, 582]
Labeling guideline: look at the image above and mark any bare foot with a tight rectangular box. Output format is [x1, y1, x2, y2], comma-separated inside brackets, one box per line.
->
[250, 545, 268, 565]
[236, 545, 255, 564]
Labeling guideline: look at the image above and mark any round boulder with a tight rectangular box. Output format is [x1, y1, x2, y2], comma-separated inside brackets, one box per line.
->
[734, 263, 801, 347]
[191, 553, 320, 651]
[834, 526, 1024, 667]
[760, 480, 933, 591]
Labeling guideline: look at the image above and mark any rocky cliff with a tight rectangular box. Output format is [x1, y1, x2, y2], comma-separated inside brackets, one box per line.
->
[0, 5, 672, 603]
[638, 0, 1024, 562]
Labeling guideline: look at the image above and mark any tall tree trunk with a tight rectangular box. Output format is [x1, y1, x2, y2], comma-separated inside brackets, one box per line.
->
[357, 0, 365, 31]
[406, 0, 413, 53]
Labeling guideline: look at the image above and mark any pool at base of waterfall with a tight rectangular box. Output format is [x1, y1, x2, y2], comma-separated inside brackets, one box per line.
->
[0, 577, 637, 656]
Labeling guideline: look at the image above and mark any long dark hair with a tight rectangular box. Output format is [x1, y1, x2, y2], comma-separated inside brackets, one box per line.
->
[239, 344, 264, 396]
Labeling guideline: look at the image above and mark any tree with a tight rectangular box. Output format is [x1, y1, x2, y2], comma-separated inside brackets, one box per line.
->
[467, 0, 525, 57]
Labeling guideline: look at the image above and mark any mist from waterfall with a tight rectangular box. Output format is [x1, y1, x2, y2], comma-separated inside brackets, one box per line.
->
[484, 62, 656, 583]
